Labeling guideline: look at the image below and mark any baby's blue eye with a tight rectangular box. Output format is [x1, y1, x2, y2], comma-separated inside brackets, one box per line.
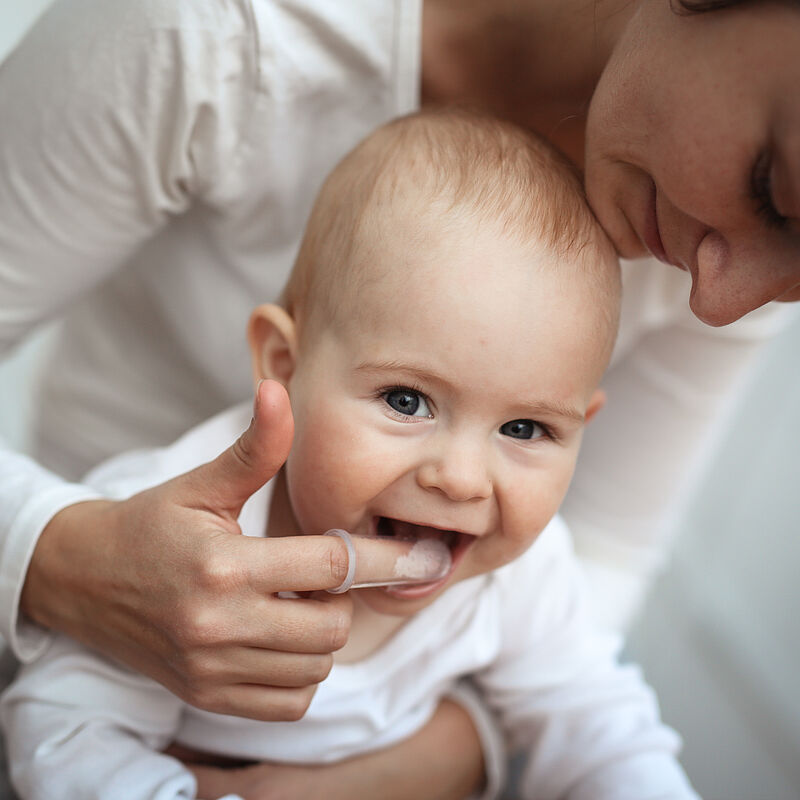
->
[384, 389, 431, 418]
[500, 419, 543, 440]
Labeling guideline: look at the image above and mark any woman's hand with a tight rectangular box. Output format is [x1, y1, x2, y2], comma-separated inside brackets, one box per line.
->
[19, 381, 404, 721]
[174, 697, 486, 800]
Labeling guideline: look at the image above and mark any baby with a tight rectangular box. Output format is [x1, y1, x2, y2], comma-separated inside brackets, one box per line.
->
[1, 110, 697, 799]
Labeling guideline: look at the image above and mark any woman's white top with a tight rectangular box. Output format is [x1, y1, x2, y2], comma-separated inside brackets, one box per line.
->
[0, 0, 791, 658]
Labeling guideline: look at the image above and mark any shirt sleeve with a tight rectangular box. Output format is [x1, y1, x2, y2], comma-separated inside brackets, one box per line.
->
[0, 0, 258, 657]
[562, 259, 795, 630]
[0, 636, 234, 800]
[0, 441, 101, 660]
[443, 680, 508, 800]
[0, 0, 259, 350]
[475, 519, 700, 800]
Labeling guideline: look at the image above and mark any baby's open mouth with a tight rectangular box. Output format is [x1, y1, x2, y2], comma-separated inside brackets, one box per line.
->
[363, 516, 475, 598]
[373, 516, 468, 555]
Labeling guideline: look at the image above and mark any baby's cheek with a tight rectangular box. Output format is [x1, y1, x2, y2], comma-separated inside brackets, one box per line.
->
[284, 436, 345, 524]
[291, 414, 353, 483]
[286, 420, 386, 527]
[499, 529, 542, 566]
[461, 534, 533, 581]
[504, 503, 551, 545]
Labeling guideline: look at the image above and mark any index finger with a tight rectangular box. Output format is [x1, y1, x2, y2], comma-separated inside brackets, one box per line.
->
[341, 532, 452, 590]
[238, 534, 450, 594]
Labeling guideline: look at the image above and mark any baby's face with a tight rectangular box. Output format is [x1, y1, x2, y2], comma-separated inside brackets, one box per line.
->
[281, 217, 613, 617]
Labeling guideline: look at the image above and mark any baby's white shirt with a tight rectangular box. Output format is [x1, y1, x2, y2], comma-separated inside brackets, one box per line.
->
[2, 405, 699, 800]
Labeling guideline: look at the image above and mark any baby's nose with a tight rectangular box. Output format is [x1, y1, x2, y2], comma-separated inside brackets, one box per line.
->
[416, 440, 492, 502]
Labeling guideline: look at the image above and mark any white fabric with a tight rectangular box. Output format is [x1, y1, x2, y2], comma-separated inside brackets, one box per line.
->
[0, 0, 792, 660]
[1, 405, 698, 800]
[566, 262, 793, 629]
[0, 0, 422, 659]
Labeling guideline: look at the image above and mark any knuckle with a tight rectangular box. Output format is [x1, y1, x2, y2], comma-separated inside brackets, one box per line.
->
[230, 431, 256, 471]
[280, 687, 315, 721]
[183, 654, 217, 684]
[195, 551, 240, 593]
[175, 608, 225, 649]
[309, 654, 333, 683]
[181, 682, 216, 712]
[158, 610, 186, 647]
[168, 651, 219, 704]
[325, 607, 352, 652]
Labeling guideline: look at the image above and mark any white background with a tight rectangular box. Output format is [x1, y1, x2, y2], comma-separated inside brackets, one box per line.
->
[2, 2, 800, 798]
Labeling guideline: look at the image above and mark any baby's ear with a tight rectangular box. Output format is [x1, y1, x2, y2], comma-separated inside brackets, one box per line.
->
[247, 304, 298, 387]
[584, 389, 606, 425]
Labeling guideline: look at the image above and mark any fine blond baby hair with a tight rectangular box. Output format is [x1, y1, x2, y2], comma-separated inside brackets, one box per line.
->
[282, 108, 619, 349]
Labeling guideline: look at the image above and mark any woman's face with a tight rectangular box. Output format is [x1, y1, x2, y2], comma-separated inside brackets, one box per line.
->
[585, 1, 800, 325]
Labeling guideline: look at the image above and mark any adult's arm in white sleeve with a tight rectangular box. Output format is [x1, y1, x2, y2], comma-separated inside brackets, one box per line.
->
[0, 442, 101, 659]
[0, 0, 258, 346]
[0, 0, 258, 657]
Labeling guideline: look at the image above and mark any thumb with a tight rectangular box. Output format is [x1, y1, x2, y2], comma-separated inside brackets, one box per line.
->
[183, 380, 294, 518]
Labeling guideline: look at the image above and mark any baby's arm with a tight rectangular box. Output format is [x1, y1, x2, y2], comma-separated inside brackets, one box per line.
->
[477, 518, 699, 800]
[0, 636, 224, 800]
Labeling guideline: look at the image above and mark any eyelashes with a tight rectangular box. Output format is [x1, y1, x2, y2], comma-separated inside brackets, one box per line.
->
[751, 149, 788, 230]
[376, 384, 433, 422]
[382, 386, 433, 419]
[374, 385, 560, 442]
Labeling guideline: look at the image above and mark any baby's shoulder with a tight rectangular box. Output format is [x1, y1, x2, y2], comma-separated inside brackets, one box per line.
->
[83, 403, 250, 499]
[488, 515, 586, 622]
[495, 515, 576, 583]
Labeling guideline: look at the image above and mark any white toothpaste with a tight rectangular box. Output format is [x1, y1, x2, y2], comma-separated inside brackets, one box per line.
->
[393, 538, 451, 581]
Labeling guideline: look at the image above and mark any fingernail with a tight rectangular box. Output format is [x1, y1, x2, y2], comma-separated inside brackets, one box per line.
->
[254, 379, 265, 413]
[324, 529, 357, 594]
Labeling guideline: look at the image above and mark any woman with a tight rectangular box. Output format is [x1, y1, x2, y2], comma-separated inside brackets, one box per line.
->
[0, 0, 797, 795]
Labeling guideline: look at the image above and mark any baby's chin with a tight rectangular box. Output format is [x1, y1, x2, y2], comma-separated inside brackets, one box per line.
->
[353, 558, 486, 619]
[352, 581, 453, 617]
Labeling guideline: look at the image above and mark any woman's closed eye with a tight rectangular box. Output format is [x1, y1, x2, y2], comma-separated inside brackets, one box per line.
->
[500, 419, 547, 441]
[751, 148, 788, 231]
[383, 388, 433, 419]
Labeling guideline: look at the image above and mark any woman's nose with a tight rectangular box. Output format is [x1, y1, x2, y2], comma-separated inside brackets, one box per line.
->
[691, 230, 800, 325]
[416, 439, 493, 502]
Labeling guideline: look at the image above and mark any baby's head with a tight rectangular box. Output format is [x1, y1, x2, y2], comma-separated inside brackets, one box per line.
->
[281, 109, 618, 358]
[250, 109, 620, 616]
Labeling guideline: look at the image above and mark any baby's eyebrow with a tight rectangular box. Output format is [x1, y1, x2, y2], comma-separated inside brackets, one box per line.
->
[354, 359, 444, 386]
[354, 360, 586, 422]
[518, 401, 585, 424]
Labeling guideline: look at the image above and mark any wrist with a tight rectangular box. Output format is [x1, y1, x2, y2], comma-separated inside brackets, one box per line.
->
[21, 499, 116, 634]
